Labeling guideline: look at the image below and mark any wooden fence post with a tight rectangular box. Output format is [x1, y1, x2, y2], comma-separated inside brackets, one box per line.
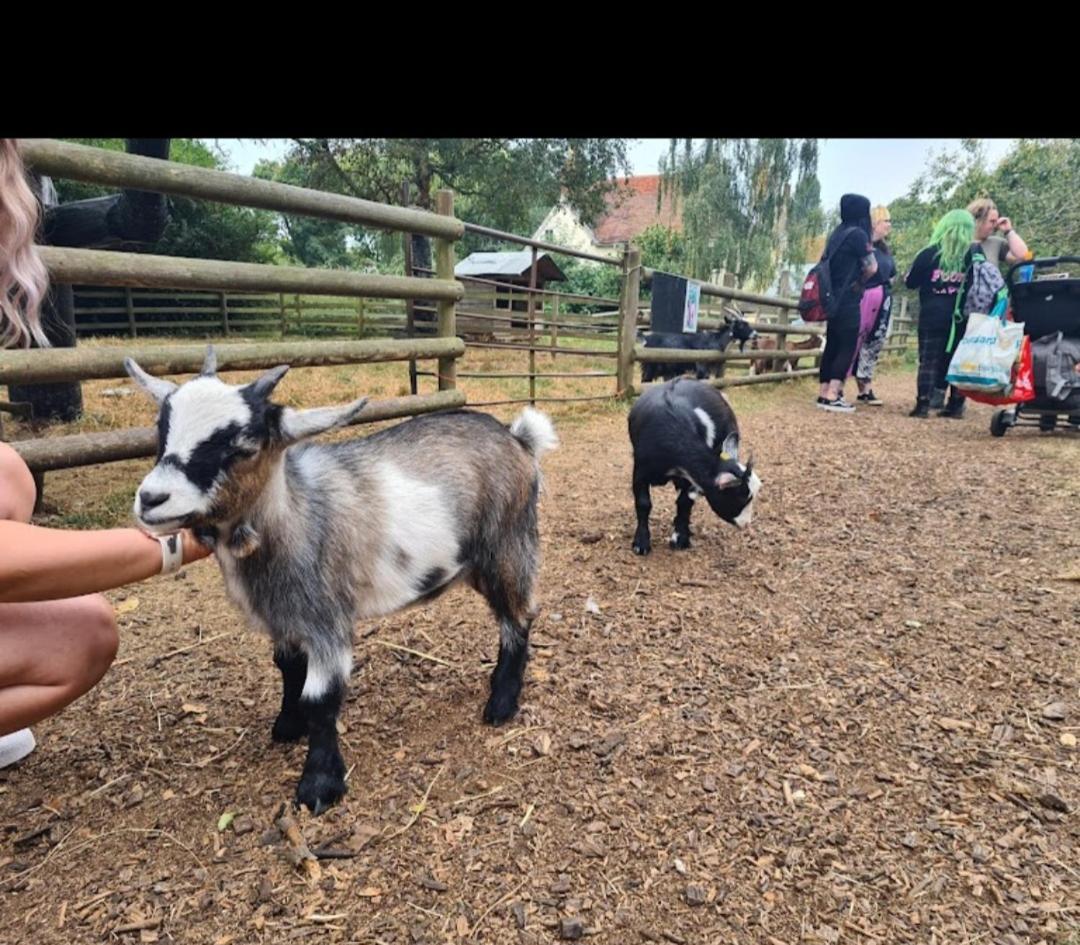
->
[616, 247, 642, 398]
[125, 287, 137, 338]
[550, 295, 560, 359]
[527, 247, 539, 405]
[434, 190, 457, 392]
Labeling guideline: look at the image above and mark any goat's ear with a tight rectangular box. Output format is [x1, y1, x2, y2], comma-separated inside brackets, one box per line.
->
[125, 358, 177, 405]
[720, 431, 740, 461]
[278, 397, 369, 444]
[246, 364, 290, 401]
[744, 459, 762, 497]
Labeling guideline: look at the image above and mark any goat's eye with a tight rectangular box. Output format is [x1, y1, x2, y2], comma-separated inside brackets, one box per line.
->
[232, 446, 257, 461]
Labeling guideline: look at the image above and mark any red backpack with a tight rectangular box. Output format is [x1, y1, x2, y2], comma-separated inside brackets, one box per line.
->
[798, 227, 861, 322]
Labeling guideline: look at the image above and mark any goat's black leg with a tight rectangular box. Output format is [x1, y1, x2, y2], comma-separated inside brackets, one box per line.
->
[483, 612, 532, 726]
[295, 647, 349, 815]
[670, 479, 695, 550]
[632, 470, 653, 556]
[478, 533, 537, 725]
[272, 646, 308, 743]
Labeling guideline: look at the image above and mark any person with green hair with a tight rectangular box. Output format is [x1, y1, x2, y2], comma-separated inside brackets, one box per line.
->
[903, 209, 974, 417]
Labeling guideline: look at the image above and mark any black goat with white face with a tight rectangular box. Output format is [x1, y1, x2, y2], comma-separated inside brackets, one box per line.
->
[628, 377, 761, 555]
[127, 348, 558, 814]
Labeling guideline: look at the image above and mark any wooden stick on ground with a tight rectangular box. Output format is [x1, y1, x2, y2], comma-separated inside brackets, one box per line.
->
[274, 803, 322, 882]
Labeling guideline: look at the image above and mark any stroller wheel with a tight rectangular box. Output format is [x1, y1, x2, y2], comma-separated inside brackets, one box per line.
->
[1038, 414, 1058, 433]
[990, 409, 1012, 437]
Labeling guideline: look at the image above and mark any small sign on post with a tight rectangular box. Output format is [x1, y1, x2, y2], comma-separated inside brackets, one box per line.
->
[650, 271, 702, 335]
[683, 280, 701, 333]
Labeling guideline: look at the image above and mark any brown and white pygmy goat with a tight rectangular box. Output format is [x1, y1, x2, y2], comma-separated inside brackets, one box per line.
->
[127, 347, 557, 814]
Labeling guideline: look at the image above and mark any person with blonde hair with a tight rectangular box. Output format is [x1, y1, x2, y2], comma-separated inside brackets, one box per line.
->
[0, 141, 50, 350]
[852, 205, 896, 405]
[0, 139, 211, 768]
[967, 197, 1029, 270]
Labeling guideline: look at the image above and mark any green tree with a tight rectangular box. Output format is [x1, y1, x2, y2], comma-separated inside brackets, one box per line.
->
[635, 223, 687, 274]
[987, 138, 1080, 256]
[252, 157, 374, 270]
[659, 138, 823, 289]
[871, 140, 991, 298]
[54, 138, 278, 263]
[886, 138, 1080, 277]
[556, 258, 624, 314]
[276, 138, 631, 271]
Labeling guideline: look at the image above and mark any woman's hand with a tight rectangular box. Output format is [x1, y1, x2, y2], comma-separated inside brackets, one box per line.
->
[179, 529, 214, 565]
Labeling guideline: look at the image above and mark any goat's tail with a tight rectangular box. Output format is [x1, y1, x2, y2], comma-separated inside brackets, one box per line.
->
[510, 407, 559, 460]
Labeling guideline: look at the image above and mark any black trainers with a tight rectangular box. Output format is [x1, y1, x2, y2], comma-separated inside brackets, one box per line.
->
[909, 399, 930, 418]
[929, 388, 947, 411]
[857, 390, 883, 406]
[939, 399, 966, 419]
[821, 397, 855, 413]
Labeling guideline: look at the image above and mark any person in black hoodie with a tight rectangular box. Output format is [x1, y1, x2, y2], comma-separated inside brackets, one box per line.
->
[816, 194, 877, 413]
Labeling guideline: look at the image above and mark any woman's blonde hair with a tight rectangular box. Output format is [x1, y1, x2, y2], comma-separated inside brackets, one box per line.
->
[870, 205, 891, 225]
[966, 197, 997, 223]
[0, 139, 49, 349]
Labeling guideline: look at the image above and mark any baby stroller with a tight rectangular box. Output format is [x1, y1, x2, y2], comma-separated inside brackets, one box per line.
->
[990, 256, 1080, 436]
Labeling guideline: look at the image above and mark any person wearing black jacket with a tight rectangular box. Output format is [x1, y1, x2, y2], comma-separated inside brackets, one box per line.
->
[816, 194, 877, 413]
[903, 209, 974, 418]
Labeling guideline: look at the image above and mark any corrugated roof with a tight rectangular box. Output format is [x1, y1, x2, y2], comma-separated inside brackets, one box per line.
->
[455, 251, 566, 282]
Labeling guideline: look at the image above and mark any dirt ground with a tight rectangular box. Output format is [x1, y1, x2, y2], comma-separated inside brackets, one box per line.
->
[1, 369, 1078, 945]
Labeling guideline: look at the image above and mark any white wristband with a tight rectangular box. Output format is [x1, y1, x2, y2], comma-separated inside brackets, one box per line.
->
[157, 534, 184, 575]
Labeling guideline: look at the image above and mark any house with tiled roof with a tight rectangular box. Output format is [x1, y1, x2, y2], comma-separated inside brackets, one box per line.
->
[532, 175, 683, 261]
[535, 176, 826, 297]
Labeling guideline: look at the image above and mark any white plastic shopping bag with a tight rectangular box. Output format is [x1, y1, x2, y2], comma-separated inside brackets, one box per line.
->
[946, 313, 1025, 393]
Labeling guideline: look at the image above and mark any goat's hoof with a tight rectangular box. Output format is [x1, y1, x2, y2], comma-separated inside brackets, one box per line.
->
[482, 692, 519, 726]
[669, 531, 691, 550]
[271, 712, 307, 743]
[296, 770, 347, 815]
[632, 537, 652, 556]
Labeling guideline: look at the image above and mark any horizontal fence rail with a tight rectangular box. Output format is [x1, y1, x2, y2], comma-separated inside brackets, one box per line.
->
[0, 338, 465, 385]
[40, 247, 463, 301]
[11, 389, 466, 473]
[21, 139, 463, 239]
[641, 267, 800, 309]
[460, 223, 621, 266]
[635, 346, 821, 365]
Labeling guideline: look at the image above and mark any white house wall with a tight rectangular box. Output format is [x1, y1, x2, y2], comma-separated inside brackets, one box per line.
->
[532, 203, 621, 262]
